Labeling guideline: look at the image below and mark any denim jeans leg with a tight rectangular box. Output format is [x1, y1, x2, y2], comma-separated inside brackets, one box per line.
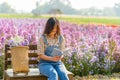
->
[38, 63, 58, 80]
[54, 63, 69, 80]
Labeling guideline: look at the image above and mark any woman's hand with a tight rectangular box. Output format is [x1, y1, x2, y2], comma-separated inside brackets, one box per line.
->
[37, 54, 63, 62]
[51, 55, 63, 62]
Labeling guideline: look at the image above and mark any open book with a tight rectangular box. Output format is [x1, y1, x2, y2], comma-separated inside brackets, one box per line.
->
[51, 48, 70, 56]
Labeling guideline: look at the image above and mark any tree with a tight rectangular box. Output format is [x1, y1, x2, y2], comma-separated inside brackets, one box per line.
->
[31, 1, 41, 16]
[31, 0, 77, 15]
[114, 3, 120, 16]
[78, 7, 102, 16]
[102, 7, 116, 16]
[0, 2, 16, 13]
[48, 8, 63, 14]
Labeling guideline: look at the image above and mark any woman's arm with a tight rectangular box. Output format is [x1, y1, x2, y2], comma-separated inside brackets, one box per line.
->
[38, 54, 61, 62]
[37, 36, 61, 62]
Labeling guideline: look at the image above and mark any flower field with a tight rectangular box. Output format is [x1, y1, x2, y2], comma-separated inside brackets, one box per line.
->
[0, 18, 120, 79]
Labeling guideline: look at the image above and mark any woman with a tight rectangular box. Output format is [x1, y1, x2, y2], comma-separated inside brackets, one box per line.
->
[37, 17, 69, 80]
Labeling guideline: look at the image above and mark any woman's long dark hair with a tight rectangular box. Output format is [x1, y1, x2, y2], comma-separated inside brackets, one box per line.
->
[43, 17, 61, 36]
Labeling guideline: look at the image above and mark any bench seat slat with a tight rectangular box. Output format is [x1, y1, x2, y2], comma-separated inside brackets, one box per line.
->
[5, 68, 73, 80]
[6, 68, 43, 77]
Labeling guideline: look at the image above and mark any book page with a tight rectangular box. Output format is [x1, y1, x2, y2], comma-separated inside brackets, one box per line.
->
[51, 48, 70, 56]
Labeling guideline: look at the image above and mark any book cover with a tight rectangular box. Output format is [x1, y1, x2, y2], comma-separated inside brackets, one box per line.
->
[51, 48, 70, 56]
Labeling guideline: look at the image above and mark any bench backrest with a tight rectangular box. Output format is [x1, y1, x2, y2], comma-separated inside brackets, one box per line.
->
[4, 44, 38, 70]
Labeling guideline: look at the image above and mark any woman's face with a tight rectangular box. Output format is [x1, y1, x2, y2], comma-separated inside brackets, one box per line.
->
[50, 25, 57, 35]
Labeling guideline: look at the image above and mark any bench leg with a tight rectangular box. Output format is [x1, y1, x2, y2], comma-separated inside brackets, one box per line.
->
[3, 71, 6, 80]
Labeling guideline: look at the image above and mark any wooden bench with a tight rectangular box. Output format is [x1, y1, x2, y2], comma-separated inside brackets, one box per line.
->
[3, 44, 73, 80]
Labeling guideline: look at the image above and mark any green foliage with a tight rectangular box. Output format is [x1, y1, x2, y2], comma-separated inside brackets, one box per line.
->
[78, 7, 117, 16]
[114, 3, 120, 16]
[64, 52, 81, 75]
[0, 56, 4, 79]
[58, 17, 120, 25]
[64, 39, 120, 77]
[0, 14, 119, 25]
[0, 14, 40, 18]
[0, 2, 16, 13]
[31, 0, 77, 15]
[31, 0, 120, 17]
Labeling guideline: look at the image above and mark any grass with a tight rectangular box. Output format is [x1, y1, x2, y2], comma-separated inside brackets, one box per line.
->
[0, 13, 35, 18]
[59, 17, 120, 25]
[34, 14, 120, 25]
[73, 73, 120, 80]
[0, 13, 120, 25]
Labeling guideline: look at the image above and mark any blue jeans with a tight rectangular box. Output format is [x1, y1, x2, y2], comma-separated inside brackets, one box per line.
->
[38, 62, 69, 80]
